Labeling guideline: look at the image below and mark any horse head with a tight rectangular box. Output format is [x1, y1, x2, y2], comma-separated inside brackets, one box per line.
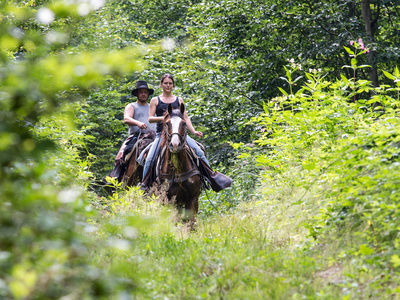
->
[164, 103, 187, 153]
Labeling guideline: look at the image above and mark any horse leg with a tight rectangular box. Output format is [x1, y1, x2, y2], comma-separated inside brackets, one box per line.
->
[185, 195, 199, 231]
[187, 176, 201, 216]
[180, 180, 201, 225]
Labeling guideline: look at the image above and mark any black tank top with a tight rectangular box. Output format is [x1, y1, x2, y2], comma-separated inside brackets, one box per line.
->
[156, 96, 180, 133]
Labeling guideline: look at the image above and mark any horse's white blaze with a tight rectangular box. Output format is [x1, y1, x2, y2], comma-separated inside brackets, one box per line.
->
[170, 116, 182, 150]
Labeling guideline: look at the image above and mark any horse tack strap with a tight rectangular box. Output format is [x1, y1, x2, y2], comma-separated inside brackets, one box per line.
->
[160, 168, 201, 183]
[174, 168, 201, 183]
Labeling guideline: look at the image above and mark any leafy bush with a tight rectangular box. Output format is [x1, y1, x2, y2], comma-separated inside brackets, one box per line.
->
[253, 46, 400, 269]
[0, 1, 156, 298]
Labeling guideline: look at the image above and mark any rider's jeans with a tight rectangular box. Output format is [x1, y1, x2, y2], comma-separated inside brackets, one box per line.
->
[140, 132, 210, 181]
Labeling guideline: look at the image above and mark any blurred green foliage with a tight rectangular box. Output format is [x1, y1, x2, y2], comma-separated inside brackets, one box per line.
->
[0, 1, 156, 298]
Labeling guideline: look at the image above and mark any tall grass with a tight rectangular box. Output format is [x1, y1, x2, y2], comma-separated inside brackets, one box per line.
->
[94, 178, 383, 299]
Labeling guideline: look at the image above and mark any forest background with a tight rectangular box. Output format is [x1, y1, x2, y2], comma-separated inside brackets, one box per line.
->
[2, 0, 400, 298]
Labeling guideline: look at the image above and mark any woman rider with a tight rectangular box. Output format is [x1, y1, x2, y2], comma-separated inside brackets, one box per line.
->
[139, 74, 209, 190]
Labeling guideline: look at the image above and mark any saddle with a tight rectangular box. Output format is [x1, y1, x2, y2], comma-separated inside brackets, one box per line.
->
[108, 131, 155, 182]
[138, 141, 232, 192]
[125, 131, 155, 163]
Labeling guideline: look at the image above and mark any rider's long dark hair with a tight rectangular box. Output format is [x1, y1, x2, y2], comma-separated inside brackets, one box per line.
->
[160, 73, 175, 86]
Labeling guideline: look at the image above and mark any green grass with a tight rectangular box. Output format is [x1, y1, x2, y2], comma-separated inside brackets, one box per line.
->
[94, 176, 400, 299]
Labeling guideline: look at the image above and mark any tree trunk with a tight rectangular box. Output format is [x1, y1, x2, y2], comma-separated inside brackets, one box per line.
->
[361, 0, 379, 86]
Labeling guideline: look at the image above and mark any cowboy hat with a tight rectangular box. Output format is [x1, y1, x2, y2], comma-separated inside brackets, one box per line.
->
[131, 80, 154, 96]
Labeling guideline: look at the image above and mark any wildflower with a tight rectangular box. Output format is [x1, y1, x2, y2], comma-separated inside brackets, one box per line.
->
[350, 40, 355, 46]
[358, 38, 365, 50]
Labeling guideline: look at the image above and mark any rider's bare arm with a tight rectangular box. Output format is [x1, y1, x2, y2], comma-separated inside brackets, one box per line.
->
[179, 98, 203, 138]
[148, 97, 164, 123]
[124, 103, 147, 129]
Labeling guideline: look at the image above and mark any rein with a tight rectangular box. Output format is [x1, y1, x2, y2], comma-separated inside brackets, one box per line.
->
[160, 167, 201, 183]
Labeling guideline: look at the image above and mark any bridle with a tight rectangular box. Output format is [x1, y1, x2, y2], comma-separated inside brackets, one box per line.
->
[164, 116, 188, 148]
[160, 115, 200, 184]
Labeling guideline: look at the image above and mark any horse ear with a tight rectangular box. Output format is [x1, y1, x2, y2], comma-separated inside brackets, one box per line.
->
[180, 103, 185, 114]
[168, 103, 172, 115]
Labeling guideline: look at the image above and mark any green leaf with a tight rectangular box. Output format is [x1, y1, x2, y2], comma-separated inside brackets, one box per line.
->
[394, 66, 400, 78]
[340, 74, 349, 84]
[293, 76, 304, 83]
[279, 76, 290, 84]
[391, 255, 400, 268]
[343, 46, 354, 55]
[383, 70, 396, 80]
[278, 87, 289, 96]
[359, 244, 374, 256]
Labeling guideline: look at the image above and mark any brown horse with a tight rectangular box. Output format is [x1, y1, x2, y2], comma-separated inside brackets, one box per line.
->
[121, 131, 155, 187]
[156, 103, 202, 222]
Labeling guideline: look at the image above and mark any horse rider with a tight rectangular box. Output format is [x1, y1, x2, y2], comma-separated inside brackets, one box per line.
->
[110, 80, 156, 181]
[138, 74, 211, 190]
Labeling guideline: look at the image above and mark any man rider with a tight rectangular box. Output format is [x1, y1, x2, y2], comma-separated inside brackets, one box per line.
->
[110, 80, 156, 181]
